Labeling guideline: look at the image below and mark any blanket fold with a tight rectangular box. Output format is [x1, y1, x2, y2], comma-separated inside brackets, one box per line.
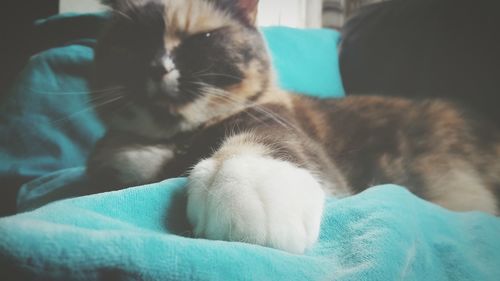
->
[1, 171, 500, 280]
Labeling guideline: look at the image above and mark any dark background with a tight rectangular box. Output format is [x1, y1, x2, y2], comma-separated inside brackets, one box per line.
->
[1, 1, 59, 100]
[340, 0, 500, 127]
[0, 1, 58, 216]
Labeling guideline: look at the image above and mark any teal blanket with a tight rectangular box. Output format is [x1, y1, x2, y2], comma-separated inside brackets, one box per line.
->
[1, 14, 499, 280]
[2, 170, 500, 280]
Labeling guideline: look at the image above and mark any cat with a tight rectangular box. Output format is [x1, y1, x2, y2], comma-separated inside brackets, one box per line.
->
[87, 0, 500, 254]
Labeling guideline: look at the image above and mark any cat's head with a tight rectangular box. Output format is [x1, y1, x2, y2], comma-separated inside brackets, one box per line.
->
[93, 0, 273, 137]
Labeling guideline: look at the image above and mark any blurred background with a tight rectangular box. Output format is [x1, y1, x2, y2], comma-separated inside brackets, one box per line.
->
[58, 0, 383, 28]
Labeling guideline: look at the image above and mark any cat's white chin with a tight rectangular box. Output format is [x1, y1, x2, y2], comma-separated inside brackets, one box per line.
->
[186, 154, 325, 254]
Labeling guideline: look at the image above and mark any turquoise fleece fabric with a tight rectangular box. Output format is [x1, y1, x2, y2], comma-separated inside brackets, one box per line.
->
[0, 13, 499, 280]
[2, 171, 500, 280]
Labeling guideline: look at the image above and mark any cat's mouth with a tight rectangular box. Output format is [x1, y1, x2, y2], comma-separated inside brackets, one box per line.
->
[147, 79, 180, 99]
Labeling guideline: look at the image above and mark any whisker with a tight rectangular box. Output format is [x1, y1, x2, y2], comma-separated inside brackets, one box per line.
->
[192, 73, 243, 81]
[113, 10, 133, 21]
[25, 86, 124, 96]
[251, 105, 300, 132]
[197, 85, 301, 132]
[190, 64, 215, 77]
[100, 100, 133, 120]
[85, 89, 126, 104]
[182, 80, 301, 132]
[52, 95, 124, 124]
[197, 88, 275, 127]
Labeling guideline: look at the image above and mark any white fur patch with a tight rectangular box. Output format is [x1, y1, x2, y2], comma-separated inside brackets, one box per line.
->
[113, 145, 174, 185]
[161, 56, 180, 93]
[162, 57, 175, 73]
[163, 69, 180, 92]
[186, 154, 325, 254]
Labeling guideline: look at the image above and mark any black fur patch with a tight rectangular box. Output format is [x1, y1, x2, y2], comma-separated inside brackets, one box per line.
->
[175, 27, 245, 95]
[94, 0, 167, 99]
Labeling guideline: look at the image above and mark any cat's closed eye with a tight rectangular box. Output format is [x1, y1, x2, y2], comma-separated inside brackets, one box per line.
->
[185, 28, 225, 43]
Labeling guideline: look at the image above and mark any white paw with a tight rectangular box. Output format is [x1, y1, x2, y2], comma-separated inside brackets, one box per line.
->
[186, 154, 325, 254]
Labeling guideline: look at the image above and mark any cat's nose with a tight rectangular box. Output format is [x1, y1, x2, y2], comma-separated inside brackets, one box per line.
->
[150, 57, 175, 80]
[150, 63, 167, 80]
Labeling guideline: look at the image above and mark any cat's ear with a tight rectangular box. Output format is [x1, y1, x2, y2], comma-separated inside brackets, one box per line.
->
[237, 0, 259, 25]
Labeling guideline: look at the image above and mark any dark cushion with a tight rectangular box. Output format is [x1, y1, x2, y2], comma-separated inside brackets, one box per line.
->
[339, 0, 500, 125]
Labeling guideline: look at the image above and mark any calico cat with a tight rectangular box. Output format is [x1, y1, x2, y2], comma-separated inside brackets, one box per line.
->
[87, 0, 500, 254]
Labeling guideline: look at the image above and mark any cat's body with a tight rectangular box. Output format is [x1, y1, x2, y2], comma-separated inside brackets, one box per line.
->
[88, 0, 500, 254]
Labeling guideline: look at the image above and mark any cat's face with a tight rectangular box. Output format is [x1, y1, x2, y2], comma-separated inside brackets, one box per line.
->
[94, 0, 272, 137]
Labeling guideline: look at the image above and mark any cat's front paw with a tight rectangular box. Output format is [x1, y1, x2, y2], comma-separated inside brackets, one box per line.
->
[186, 154, 325, 254]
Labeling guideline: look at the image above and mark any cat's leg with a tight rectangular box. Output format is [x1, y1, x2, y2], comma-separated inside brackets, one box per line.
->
[186, 133, 326, 254]
[87, 132, 176, 191]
